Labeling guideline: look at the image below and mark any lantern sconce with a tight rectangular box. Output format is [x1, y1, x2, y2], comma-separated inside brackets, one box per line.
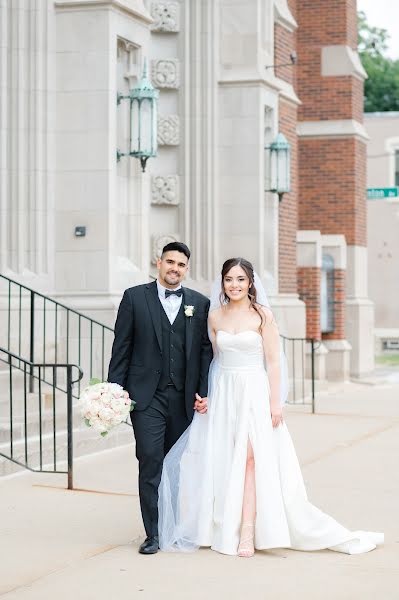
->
[116, 59, 159, 173]
[265, 132, 291, 202]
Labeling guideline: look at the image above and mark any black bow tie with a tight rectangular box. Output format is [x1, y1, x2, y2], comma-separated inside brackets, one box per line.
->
[165, 288, 183, 298]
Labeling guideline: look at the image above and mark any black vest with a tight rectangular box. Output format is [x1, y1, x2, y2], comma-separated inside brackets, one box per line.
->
[158, 303, 186, 391]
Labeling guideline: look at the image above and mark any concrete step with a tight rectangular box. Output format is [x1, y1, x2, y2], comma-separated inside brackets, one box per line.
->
[0, 403, 84, 443]
[0, 421, 133, 477]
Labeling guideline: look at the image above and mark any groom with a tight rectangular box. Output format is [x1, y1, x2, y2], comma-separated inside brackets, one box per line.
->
[108, 242, 213, 554]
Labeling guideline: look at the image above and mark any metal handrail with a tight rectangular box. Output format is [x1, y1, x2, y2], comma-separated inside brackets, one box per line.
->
[0, 346, 83, 489]
[281, 335, 321, 413]
[0, 346, 83, 383]
[0, 274, 114, 331]
[0, 273, 114, 395]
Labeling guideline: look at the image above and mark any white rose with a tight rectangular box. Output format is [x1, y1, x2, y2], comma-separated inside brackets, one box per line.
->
[184, 305, 195, 317]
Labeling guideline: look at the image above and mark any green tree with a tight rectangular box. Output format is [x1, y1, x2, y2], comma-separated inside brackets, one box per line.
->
[358, 10, 399, 112]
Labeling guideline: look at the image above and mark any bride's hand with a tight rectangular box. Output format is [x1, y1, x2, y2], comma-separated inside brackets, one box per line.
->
[271, 408, 283, 428]
[194, 393, 208, 414]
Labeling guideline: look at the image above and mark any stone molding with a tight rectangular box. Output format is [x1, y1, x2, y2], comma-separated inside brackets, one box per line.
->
[152, 233, 179, 264]
[321, 234, 347, 270]
[219, 72, 302, 106]
[150, 1, 179, 32]
[321, 45, 367, 81]
[274, 0, 298, 32]
[151, 59, 180, 88]
[297, 119, 369, 142]
[297, 230, 322, 268]
[151, 175, 179, 205]
[323, 339, 352, 382]
[158, 115, 180, 145]
[54, 0, 153, 23]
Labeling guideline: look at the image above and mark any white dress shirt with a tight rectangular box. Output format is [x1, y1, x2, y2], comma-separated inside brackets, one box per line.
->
[157, 280, 183, 325]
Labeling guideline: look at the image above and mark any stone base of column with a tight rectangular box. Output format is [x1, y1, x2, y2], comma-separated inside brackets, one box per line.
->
[323, 339, 352, 381]
[306, 341, 328, 380]
[271, 295, 307, 393]
[346, 298, 375, 377]
[269, 293, 307, 338]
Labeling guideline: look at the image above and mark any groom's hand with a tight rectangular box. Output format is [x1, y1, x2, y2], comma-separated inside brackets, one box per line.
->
[194, 393, 208, 414]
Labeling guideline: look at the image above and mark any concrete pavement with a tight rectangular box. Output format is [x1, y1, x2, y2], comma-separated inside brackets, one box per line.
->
[1, 374, 398, 600]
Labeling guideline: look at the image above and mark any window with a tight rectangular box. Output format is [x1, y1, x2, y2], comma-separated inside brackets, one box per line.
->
[321, 254, 335, 334]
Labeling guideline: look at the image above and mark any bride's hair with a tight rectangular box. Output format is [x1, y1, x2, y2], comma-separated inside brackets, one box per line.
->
[220, 258, 265, 331]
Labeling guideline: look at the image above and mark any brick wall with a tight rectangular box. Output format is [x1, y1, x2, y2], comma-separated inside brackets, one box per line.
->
[298, 74, 363, 122]
[275, 1, 298, 294]
[278, 98, 298, 294]
[297, 267, 321, 338]
[296, 0, 361, 122]
[274, 23, 296, 86]
[298, 137, 366, 246]
[287, 0, 297, 20]
[297, 0, 357, 47]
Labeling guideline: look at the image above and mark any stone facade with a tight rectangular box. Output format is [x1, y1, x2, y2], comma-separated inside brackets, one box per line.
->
[364, 112, 399, 354]
[0, 0, 373, 378]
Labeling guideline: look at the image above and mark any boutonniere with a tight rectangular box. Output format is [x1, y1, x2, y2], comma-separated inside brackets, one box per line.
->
[184, 305, 195, 318]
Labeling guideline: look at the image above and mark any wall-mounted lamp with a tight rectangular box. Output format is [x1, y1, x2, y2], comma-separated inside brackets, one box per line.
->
[265, 132, 291, 202]
[116, 60, 159, 172]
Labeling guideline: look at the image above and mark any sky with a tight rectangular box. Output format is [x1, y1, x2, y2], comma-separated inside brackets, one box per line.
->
[358, 0, 399, 60]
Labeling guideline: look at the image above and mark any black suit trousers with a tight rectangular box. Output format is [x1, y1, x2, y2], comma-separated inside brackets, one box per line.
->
[131, 384, 191, 537]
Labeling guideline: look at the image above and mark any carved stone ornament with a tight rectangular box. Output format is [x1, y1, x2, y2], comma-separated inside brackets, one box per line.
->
[158, 115, 180, 145]
[151, 59, 180, 88]
[152, 233, 179, 264]
[151, 2, 179, 32]
[151, 175, 179, 205]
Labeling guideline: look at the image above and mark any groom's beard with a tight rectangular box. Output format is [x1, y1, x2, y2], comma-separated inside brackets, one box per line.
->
[164, 272, 182, 286]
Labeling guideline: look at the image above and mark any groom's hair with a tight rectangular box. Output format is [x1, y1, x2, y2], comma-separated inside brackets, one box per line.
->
[162, 242, 191, 261]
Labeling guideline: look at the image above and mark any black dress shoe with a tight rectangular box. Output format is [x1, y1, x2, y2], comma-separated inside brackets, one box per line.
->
[139, 536, 159, 554]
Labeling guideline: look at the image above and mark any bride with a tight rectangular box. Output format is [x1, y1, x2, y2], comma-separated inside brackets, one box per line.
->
[158, 257, 383, 557]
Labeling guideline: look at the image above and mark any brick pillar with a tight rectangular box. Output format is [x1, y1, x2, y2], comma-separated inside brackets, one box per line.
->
[296, 0, 374, 377]
[275, 3, 298, 295]
[297, 230, 327, 380]
[296, 230, 321, 339]
[279, 98, 298, 294]
[270, 0, 307, 344]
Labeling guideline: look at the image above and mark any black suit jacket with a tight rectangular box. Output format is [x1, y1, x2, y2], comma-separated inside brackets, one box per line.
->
[107, 280, 213, 420]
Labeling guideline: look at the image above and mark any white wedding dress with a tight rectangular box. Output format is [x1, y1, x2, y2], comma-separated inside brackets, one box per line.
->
[158, 330, 383, 555]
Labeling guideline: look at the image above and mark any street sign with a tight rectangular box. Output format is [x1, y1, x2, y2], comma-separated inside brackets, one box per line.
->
[367, 187, 399, 199]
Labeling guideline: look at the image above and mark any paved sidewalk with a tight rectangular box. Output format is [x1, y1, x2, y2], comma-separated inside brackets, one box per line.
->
[1, 376, 398, 600]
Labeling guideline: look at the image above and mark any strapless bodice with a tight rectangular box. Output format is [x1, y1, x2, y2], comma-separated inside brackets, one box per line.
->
[216, 330, 265, 370]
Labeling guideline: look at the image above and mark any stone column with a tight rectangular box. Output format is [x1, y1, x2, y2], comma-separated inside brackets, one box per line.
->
[217, 0, 305, 339]
[54, 0, 152, 322]
[0, 0, 55, 289]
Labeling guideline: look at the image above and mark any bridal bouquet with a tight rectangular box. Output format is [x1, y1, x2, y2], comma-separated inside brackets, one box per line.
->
[78, 379, 135, 437]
